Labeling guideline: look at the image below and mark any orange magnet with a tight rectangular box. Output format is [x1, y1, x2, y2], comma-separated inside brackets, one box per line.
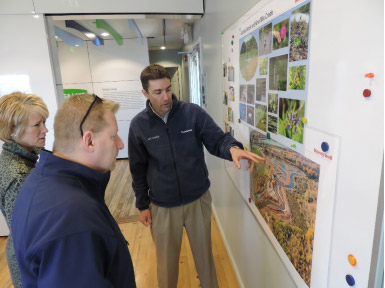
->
[365, 73, 375, 78]
[348, 254, 357, 266]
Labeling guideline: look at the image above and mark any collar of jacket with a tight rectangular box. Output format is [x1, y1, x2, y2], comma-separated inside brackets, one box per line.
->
[145, 94, 179, 120]
[2, 140, 39, 163]
[37, 149, 111, 202]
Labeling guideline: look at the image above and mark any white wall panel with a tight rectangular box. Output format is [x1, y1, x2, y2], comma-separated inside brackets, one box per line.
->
[0, 0, 34, 15]
[88, 39, 149, 82]
[33, 0, 203, 14]
[0, 14, 59, 151]
[58, 43, 92, 84]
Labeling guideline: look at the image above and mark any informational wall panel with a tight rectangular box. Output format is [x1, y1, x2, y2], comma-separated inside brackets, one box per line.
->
[221, 0, 341, 286]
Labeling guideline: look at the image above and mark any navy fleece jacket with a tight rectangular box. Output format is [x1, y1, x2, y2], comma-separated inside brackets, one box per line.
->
[128, 95, 243, 210]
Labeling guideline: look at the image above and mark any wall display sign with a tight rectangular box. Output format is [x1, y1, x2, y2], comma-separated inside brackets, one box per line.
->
[239, 0, 311, 154]
[222, 0, 340, 287]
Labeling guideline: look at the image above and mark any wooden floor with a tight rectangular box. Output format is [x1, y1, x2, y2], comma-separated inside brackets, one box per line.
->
[0, 160, 240, 288]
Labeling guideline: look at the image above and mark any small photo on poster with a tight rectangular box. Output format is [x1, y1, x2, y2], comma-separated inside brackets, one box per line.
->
[259, 23, 272, 56]
[240, 85, 247, 102]
[288, 65, 307, 90]
[223, 91, 228, 105]
[256, 78, 267, 102]
[279, 97, 305, 143]
[240, 35, 258, 81]
[228, 65, 235, 81]
[273, 18, 289, 50]
[289, 2, 311, 62]
[268, 93, 278, 114]
[259, 57, 268, 75]
[229, 86, 235, 101]
[255, 104, 267, 131]
[247, 105, 254, 126]
[268, 115, 278, 134]
[247, 85, 255, 104]
[269, 54, 288, 91]
[240, 103, 247, 121]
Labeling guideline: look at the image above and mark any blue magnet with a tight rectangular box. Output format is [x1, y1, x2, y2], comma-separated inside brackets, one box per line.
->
[321, 142, 329, 152]
[345, 274, 355, 286]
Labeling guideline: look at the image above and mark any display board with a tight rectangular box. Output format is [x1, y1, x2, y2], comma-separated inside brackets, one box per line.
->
[221, 0, 340, 286]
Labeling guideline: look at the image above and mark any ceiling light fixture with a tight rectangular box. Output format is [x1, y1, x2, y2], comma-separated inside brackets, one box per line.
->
[84, 32, 96, 39]
[65, 20, 104, 46]
[160, 19, 166, 50]
[101, 32, 110, 37]
[96, 20, 123, 46]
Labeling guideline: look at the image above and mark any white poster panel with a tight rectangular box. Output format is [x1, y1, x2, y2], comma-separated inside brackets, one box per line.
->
[93, 81, 146, 159]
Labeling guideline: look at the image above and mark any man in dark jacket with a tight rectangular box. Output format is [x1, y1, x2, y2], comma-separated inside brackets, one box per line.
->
[128, 64, 263, 288]
[12, 94, 136, 288]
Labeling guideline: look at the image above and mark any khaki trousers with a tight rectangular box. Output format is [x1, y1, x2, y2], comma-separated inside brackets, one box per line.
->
[150, 190, 219, 288]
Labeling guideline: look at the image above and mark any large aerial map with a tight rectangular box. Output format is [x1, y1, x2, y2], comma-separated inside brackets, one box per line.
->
[250, 130, 320, 285]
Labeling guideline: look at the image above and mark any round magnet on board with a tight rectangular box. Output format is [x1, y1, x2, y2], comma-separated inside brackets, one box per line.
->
[321, 142, 329, 153]
[348, 254, 357, 266]
[363, 89, 371, 97]
[345, 274, 355, 286]
[302, 117, 308, 124]
[238, 118, 241, 123]
[231, 40, 233, 45]
[248, 197, 252, 203]
[365, 73, 374, 78]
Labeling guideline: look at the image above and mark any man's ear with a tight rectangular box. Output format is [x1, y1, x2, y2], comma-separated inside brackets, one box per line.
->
[142, 89, 150, 99]
[82, 130, 95, 152]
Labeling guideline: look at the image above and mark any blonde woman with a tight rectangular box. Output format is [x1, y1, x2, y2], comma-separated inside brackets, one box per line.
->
[0, 92, 49, 288]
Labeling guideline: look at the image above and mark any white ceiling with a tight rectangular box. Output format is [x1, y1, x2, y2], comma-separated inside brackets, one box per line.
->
[52, 15, 200, 50]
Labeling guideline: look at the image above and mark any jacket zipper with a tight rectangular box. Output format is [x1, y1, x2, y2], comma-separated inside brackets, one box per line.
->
[165, 124, 183, 204]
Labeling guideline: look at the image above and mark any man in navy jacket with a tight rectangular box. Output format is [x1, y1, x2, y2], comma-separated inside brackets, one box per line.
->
[128, 64, 264, 288]
[12, 94, 136, 287]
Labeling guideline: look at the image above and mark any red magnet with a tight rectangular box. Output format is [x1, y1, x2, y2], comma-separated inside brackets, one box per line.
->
[363, 89, 371, 97]
[248, 197, 252, 203]
[238, 118, 241, 123]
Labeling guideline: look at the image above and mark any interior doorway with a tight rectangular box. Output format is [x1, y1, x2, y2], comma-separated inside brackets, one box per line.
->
[166, 67, 181, 100]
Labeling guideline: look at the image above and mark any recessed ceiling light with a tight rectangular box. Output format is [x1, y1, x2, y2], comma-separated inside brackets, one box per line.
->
[101, 32, 110, 37]
[84, 33, 96, 39]
[160, 46, 166, 50]
[33, 14, 39, 19]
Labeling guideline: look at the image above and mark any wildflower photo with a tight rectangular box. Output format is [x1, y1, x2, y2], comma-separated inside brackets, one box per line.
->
[289, 65, 307, 90]
[268, 115, 278, 134]
[273, 18, 289, 50]
[259, 23, 272, 56]
[255, 104, 267, 131]
[279, 98, 305, 143]
[259, 57, 268, 75]
[268, 93, 278, 114]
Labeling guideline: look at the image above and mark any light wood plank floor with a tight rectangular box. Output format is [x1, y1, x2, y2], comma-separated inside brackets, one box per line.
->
[0, 160, 240, 288]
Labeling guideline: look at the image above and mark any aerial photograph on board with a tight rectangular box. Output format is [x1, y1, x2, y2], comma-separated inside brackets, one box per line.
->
[250, 130, 320, 285]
